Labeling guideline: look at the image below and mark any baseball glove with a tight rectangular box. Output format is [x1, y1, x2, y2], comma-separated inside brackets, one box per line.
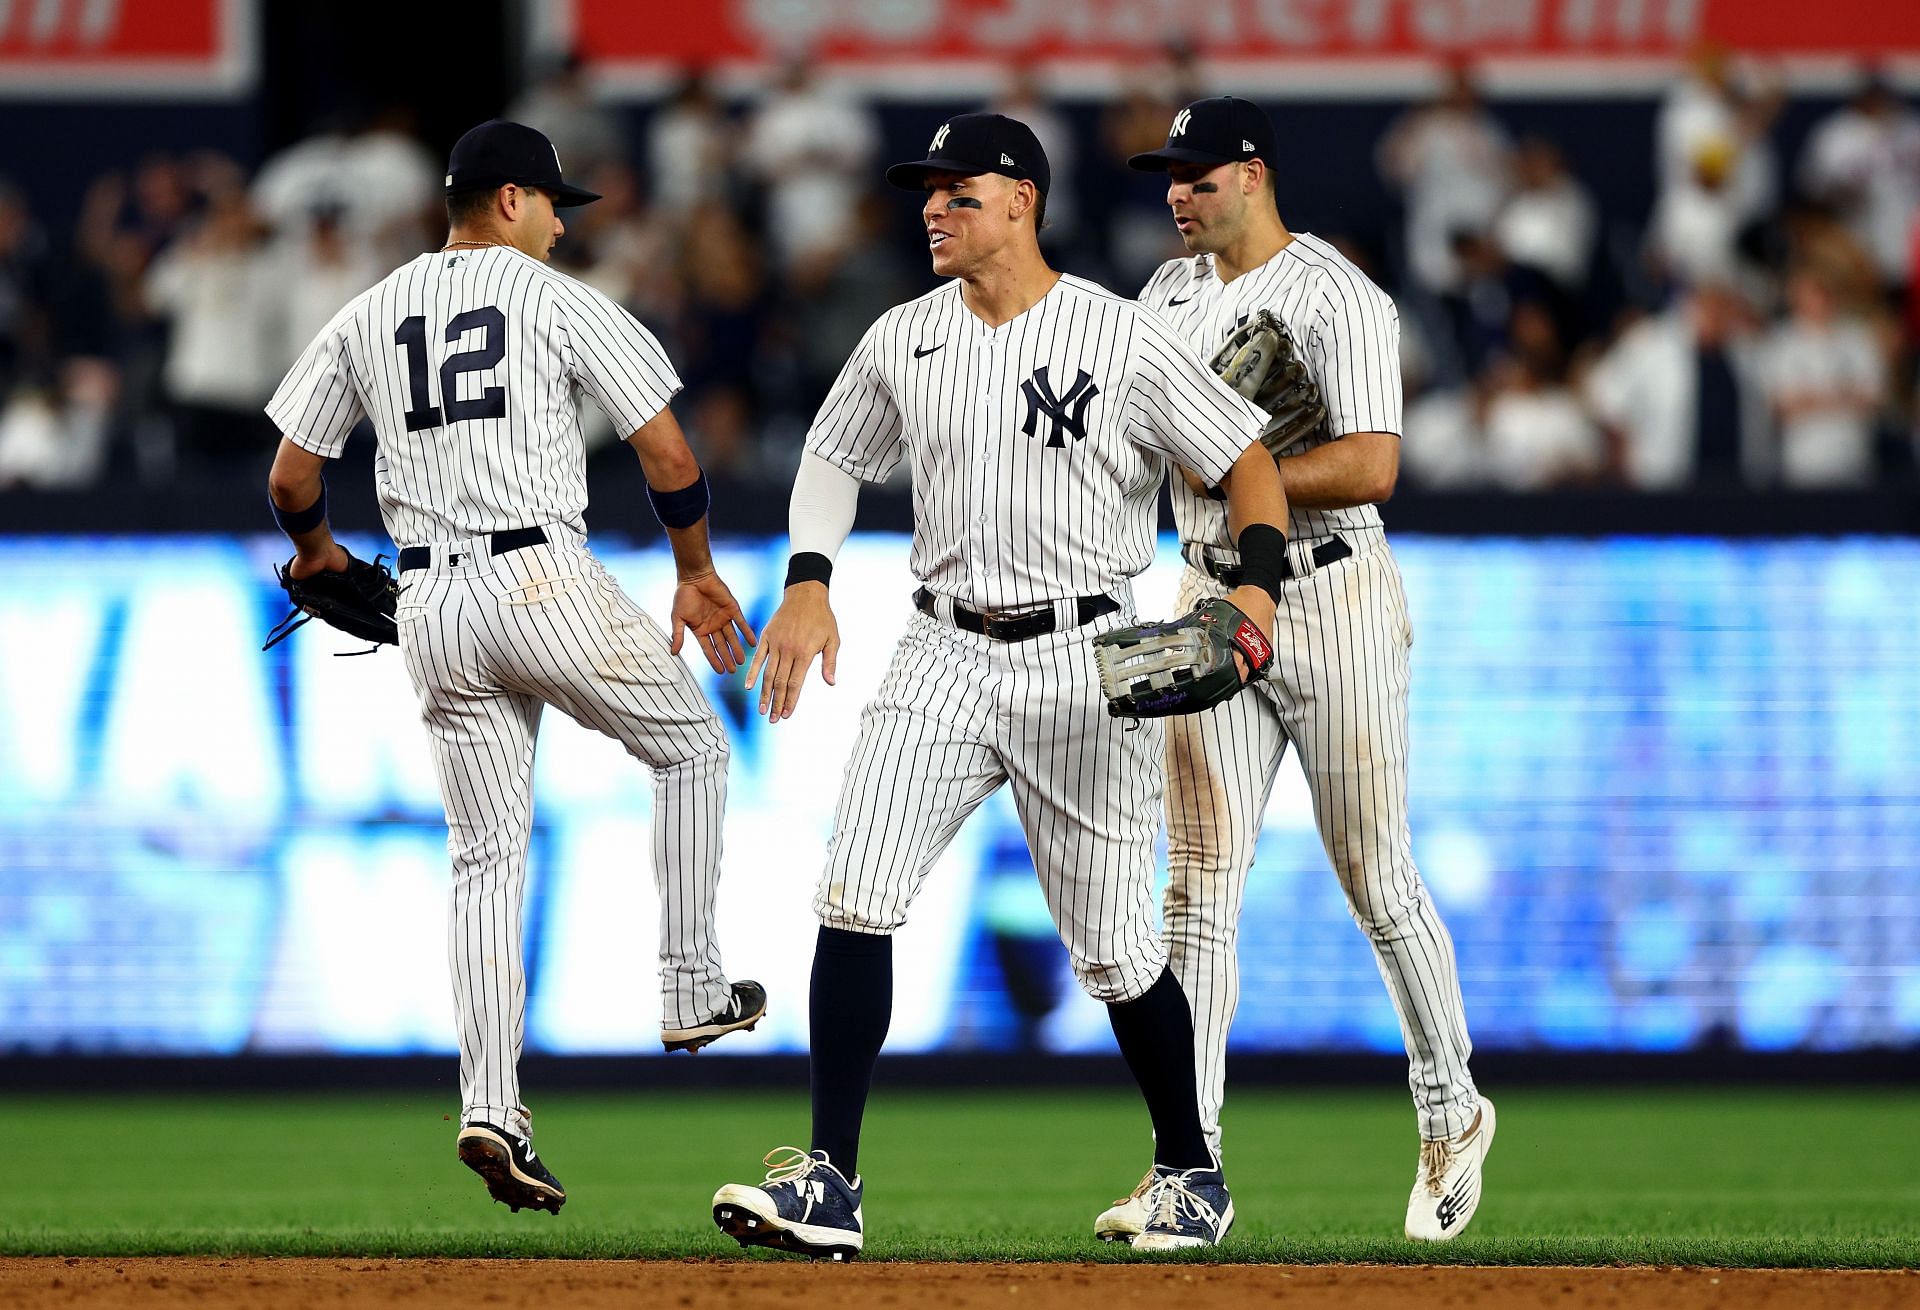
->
[1093, 598, 1275, 719]
[263, 551, 399, 653]
[1209, 310, 1328, 457]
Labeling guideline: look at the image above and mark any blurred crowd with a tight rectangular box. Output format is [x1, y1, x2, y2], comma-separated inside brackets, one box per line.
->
[1, 48, 1917, 495]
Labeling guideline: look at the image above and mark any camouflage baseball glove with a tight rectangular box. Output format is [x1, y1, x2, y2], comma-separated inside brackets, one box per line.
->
[263, 550, 399, 653]
[1209, 310, 1328, 457]
[1092, 598, 1275, 719]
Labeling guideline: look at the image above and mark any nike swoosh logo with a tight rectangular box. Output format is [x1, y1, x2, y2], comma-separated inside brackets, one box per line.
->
[1168, 295, 1194, 306]
[913, 343, 945, 358]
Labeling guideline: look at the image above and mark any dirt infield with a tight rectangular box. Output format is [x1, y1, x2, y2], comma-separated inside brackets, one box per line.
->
[4, 1259, 1916, 1309]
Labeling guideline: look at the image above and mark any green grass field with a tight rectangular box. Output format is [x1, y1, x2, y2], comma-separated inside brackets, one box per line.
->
[4, 1087, 1916, 1267]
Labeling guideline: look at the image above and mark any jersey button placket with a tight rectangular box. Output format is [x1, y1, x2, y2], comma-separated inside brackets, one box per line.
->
[971, 333, 999, 596]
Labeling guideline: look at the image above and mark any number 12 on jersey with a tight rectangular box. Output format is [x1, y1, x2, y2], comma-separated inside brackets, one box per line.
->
[395, 308, 507, 432]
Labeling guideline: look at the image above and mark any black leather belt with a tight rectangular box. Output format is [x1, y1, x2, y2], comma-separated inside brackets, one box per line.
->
[913, 587, 1119, 642]
[398, 525, 548, 573]
[1194, 534, 1352, 587]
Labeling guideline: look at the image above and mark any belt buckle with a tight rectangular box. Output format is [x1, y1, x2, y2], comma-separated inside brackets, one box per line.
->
[980, 602, 1048, 642]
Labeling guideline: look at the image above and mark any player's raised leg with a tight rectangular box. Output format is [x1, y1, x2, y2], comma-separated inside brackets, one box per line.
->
[481, 542, 760, 1047]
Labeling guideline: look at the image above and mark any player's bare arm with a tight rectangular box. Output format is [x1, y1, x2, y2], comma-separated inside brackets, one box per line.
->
[626, 405, 758, 674]
[1275, 430, 1400, 508]
[267, 437, 348, 579]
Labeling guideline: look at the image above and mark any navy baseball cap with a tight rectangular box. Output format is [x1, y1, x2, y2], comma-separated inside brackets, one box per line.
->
[445, 119, 601, 208]
[885, 113, 1051, 196]
[1127, 96, 1277, 172]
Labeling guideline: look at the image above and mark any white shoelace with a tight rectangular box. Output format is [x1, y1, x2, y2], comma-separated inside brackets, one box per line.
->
[1148, 1173, 1221, 1233]
[760, 1146, 822, 1185]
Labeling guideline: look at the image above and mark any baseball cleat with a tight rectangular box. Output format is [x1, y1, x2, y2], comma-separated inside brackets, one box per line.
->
[1093, 1168, 1155, 1242]
[1405, 1097, 1496, 1241]
[664, 980, 768, 1053]
[1131, 1164, 1234, 1251]
[457, 1121, 566, 1214]
[712, 1146, 863, 1261]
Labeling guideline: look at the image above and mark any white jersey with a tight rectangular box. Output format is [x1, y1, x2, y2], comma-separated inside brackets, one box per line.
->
[266, 245, 680, 548]
[805, 274, 1265, 609]
[1139, 233, 1402, 546]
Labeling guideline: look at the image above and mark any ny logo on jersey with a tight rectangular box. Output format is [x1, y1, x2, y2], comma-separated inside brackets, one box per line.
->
[1020, 366, 1100, 448]
[931, 122, 951, 151]
[1170, 108, 1193, 137]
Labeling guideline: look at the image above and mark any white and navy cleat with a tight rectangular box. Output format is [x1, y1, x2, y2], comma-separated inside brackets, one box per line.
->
[664, 980, 767, 1053]
[713, 1147, 863, 1261]
[1131, 1164, 1234, 1251]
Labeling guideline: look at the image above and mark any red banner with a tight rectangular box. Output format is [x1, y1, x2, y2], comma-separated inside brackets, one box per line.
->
[0, 0, 253, 97]
[572, 0, 1920, 64]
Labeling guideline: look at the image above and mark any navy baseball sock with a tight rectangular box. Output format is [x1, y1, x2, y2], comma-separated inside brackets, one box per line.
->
[808, 925, 893, 1179]
[1106, 967, 1214, 1171]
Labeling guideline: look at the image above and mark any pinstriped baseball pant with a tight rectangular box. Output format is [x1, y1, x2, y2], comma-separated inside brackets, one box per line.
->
[815, 605, 1169, 1004]
[396, 531, 734, 1138]
[1168, 533, 1479, 1151]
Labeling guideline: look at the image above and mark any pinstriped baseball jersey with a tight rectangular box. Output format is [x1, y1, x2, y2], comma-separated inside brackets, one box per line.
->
[1139, 233, 1402, 545]
[805, 274, 1266, 608]
[805, 273, 1268, 1007]
[267, 245, 680, 547]
[267, 242, 739, 1144]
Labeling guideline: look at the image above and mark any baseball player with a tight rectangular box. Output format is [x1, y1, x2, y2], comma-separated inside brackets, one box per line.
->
[263, 120, 766, 1215]
[1092, 96, 1493, 1243]
[709, 113, 1291, 1258]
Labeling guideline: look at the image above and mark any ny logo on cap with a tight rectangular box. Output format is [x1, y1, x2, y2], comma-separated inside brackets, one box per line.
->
[552, 144, 563, 170]
[1170, 108, 1193, 137]
[931, 122, 951, 150]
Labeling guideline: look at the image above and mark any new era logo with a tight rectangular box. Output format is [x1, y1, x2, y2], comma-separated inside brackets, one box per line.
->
[1242, 139, 1255, 151]
[1000, 152, 1015, 166]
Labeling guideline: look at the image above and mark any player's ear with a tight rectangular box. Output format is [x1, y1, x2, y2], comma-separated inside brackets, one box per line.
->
[1011, 178, 1034, 223]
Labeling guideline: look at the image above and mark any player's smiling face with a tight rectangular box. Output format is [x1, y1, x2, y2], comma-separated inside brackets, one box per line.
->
[1165, 160, 1249, 254]
[921, 171, 1021, 277]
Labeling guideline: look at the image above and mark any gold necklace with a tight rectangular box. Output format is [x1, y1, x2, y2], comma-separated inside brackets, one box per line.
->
[440, 239, 512, 252]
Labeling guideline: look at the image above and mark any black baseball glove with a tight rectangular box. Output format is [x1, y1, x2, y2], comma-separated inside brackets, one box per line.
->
[1092, 598, 1275, 719]
[263, 551, 399, 653]
[1209, 310, 1329, 458]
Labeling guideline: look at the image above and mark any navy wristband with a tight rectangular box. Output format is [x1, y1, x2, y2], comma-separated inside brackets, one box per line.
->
[647, 469, 711, 530]
[1235, 523, 1289, 602]
[271, 482, 327, 536]
[785, 552, 833, 588]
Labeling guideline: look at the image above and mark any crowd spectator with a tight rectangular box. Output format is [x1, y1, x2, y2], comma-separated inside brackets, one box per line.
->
[739, 61, 880, 272]
[1649, 46, 1780, 287]
[1585, 283, 1769, 489]
[142, 175, 283, 468]
[1377, 64, 1512, 298]
[1761, 268, 1886, 487]
[646, 70, 733, 221]
[1800, 71, 1920, 297]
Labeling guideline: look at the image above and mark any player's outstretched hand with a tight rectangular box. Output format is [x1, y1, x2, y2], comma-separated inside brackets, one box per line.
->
[672, 571, 759, 675]
[744, 582, 839, 723]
